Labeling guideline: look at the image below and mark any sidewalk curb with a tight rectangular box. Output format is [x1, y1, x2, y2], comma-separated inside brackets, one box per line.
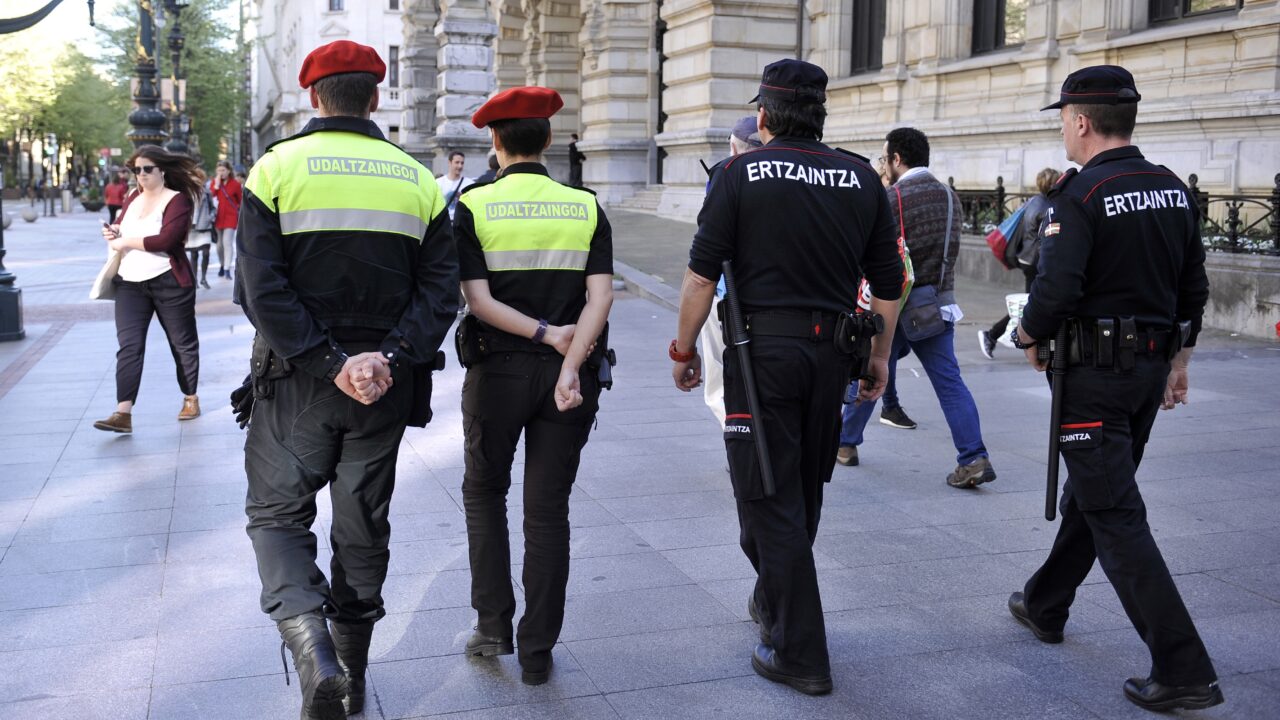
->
[615, 260, 680, 313]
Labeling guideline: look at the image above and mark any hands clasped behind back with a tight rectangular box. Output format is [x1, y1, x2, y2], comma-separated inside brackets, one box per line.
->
[335, 352, 394, 405]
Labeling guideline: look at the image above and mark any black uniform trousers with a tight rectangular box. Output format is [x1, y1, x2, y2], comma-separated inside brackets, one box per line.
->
[1023, 355, 1217, 687]
[245, 362, 412, 624]
[461, 351, 599, 663]
[112, 271, 199, 404]
[723, 335, 850, 676]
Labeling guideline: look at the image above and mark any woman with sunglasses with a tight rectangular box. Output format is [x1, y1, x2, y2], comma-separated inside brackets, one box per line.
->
[94, 146, 204, 434]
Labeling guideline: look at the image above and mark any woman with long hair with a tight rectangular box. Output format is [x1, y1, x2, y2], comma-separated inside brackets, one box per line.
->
[93, 145, 204, 433]
[210, 159, 242, 279]
[186, 168, 216, 289]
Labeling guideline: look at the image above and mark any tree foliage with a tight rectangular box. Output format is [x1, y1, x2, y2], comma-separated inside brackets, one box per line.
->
[42, 49, 132, 169]
[95, 0, 246, 163]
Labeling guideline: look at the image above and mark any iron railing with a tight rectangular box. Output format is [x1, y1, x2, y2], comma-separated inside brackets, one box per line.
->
[948, 173, 1280, 256]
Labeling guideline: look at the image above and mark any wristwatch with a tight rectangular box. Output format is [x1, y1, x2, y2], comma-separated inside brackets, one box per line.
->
[669, 339, 697, 362]
[1011, 327, 1036, 350]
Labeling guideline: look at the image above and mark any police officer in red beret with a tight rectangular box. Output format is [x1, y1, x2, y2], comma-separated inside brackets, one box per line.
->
[235, 40, 458, 719]
[454, 86, 613, 686]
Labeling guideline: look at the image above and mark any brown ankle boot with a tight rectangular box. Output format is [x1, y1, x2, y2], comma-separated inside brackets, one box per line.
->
[93, 412, 132, 434]
[178, 395, 201, 421]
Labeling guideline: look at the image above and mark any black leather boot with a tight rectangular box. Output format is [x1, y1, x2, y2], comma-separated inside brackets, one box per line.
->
[330, 621, 374, 716]
[278, 612, 348, 720]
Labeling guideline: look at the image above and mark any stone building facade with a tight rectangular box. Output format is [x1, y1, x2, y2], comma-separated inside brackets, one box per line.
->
[251, 0, 1280, 217]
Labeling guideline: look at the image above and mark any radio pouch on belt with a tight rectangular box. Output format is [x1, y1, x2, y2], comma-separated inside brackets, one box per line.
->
[584, 322, 617, 390]
[834, 311, 883, 382]
[1094, 319, 1115, 369]
[250, 334, 292, 400]
[406, 350, 447, 428]
[1117, 317, 1138, 371]
[455, 314, 485, 369]
[1171, 320, 1193, 360]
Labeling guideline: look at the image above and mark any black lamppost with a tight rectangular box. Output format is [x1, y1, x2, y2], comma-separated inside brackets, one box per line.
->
[158, 0, 190, 154]
[128, 1, 170, 148]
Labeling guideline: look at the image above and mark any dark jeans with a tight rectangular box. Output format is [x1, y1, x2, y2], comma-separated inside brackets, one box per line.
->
[569, 164, 583, 188]
[245, 364, 413, 623]
[112, 271, 199, 404]
[840, 323, 988, 465]
[461, 351, 599, 663]
[107, 205, 123, 224]
[1022, 357, 1217, 686]
[725, 336, 850, 676]
[989, 265, 1037, 339]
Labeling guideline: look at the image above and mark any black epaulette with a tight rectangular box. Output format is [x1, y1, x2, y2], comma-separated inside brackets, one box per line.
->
[1047, 168, 1078, 198]
[833, 147, 871, 163]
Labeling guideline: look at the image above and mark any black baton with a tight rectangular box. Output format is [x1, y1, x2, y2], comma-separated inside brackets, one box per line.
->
[1043, 324, 1070, 521]
[721, 260, 777, 498]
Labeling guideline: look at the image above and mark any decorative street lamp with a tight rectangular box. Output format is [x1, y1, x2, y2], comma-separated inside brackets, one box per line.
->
[128, 1, 170, 149]
[158, 0, 191, 154]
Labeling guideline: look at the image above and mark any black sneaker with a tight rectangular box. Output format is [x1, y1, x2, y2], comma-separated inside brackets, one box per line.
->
[978, 330, 996, 360]
[879, 406, 917, 430]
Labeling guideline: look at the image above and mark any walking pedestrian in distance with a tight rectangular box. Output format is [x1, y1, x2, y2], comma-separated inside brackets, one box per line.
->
[210, 160, 242, 280]
[93, 146, 203, 434]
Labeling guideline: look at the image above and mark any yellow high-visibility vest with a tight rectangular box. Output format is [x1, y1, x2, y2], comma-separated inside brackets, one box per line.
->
[245, 130, 443, 241]
[460, 172, 597, 272]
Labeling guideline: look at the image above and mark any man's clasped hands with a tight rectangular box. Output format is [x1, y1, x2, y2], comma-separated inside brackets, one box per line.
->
[335, 353, 395, 405]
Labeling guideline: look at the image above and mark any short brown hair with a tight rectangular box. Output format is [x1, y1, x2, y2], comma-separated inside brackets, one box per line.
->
[1069, 103, 1137, 139]
[313, 72, 378, 117]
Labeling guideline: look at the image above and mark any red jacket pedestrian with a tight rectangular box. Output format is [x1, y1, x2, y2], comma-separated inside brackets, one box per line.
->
[210, 174, 242, 230]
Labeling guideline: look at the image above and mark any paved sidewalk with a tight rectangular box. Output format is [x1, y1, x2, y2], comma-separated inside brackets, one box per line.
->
[0, 208, 1278, 719]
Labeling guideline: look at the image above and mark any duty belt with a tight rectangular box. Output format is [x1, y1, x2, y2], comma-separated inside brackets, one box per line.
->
[1068, 317, 1174, 370]
[744, 310, 838, 341]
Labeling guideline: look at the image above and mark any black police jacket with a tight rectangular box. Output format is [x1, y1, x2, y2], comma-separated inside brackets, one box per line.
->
[235, 117, 460, 381]
[689, 136, 903, 313]
[1021, 146, 1209, 346]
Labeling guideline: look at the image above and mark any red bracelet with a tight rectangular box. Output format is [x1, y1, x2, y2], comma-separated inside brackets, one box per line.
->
[669, 339, 696, 362]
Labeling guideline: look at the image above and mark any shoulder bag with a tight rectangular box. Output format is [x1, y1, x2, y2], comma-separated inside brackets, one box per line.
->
[897, 183, 954, 342]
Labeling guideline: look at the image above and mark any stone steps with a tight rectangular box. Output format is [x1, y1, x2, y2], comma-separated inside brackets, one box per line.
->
[616, 185, 665, 213]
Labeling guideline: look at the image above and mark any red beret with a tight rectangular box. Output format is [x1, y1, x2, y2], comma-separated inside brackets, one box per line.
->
[471, 87, 564, 128]
[298, 40, 386, 89]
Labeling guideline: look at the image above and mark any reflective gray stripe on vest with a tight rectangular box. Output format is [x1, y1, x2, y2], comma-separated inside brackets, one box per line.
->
[483, 248, 589, 271]
[278, 208, 427, 239]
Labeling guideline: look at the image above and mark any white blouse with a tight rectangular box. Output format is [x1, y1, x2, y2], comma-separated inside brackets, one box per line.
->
[117, 192, 178, 282]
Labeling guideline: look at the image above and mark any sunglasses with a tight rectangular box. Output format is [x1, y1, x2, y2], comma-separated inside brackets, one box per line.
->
[130, 165, 160, 175]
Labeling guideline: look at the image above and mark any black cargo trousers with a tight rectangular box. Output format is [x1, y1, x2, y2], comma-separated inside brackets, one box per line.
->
[723, 333, 851, 677]
[461, 350, 600, 664]
[1022, 355, 1217, 686]
[245, 361, 413, 623]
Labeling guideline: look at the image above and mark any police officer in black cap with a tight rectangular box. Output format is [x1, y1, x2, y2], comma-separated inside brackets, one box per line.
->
[671, 59, 904, 695]
[1008, 65, 1222, 712]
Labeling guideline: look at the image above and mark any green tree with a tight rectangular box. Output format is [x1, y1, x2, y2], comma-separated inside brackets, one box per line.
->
[40, 49, 131, 175]
[0, 32, 66, 184]
[95, 0, 246, 164]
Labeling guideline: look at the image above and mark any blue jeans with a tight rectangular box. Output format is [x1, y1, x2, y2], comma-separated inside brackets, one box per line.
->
[839, 323, 988, 466]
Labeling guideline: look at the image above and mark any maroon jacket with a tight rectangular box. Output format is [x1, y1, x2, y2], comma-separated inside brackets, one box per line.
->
[119, 190, 196, 288]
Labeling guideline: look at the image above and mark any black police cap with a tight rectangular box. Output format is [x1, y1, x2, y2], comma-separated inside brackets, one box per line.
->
[749, 59, 828, 105]
[1042, 64, 1141, 111]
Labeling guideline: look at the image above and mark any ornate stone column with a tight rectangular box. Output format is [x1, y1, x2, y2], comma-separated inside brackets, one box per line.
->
[521, 0, 582, 183]
[429, 0, 498, 176]
[401, 0, 441, 168]
[578, 0, 657, 205]
[492, 0, 527, 92]
[654, 0, 798, 217]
